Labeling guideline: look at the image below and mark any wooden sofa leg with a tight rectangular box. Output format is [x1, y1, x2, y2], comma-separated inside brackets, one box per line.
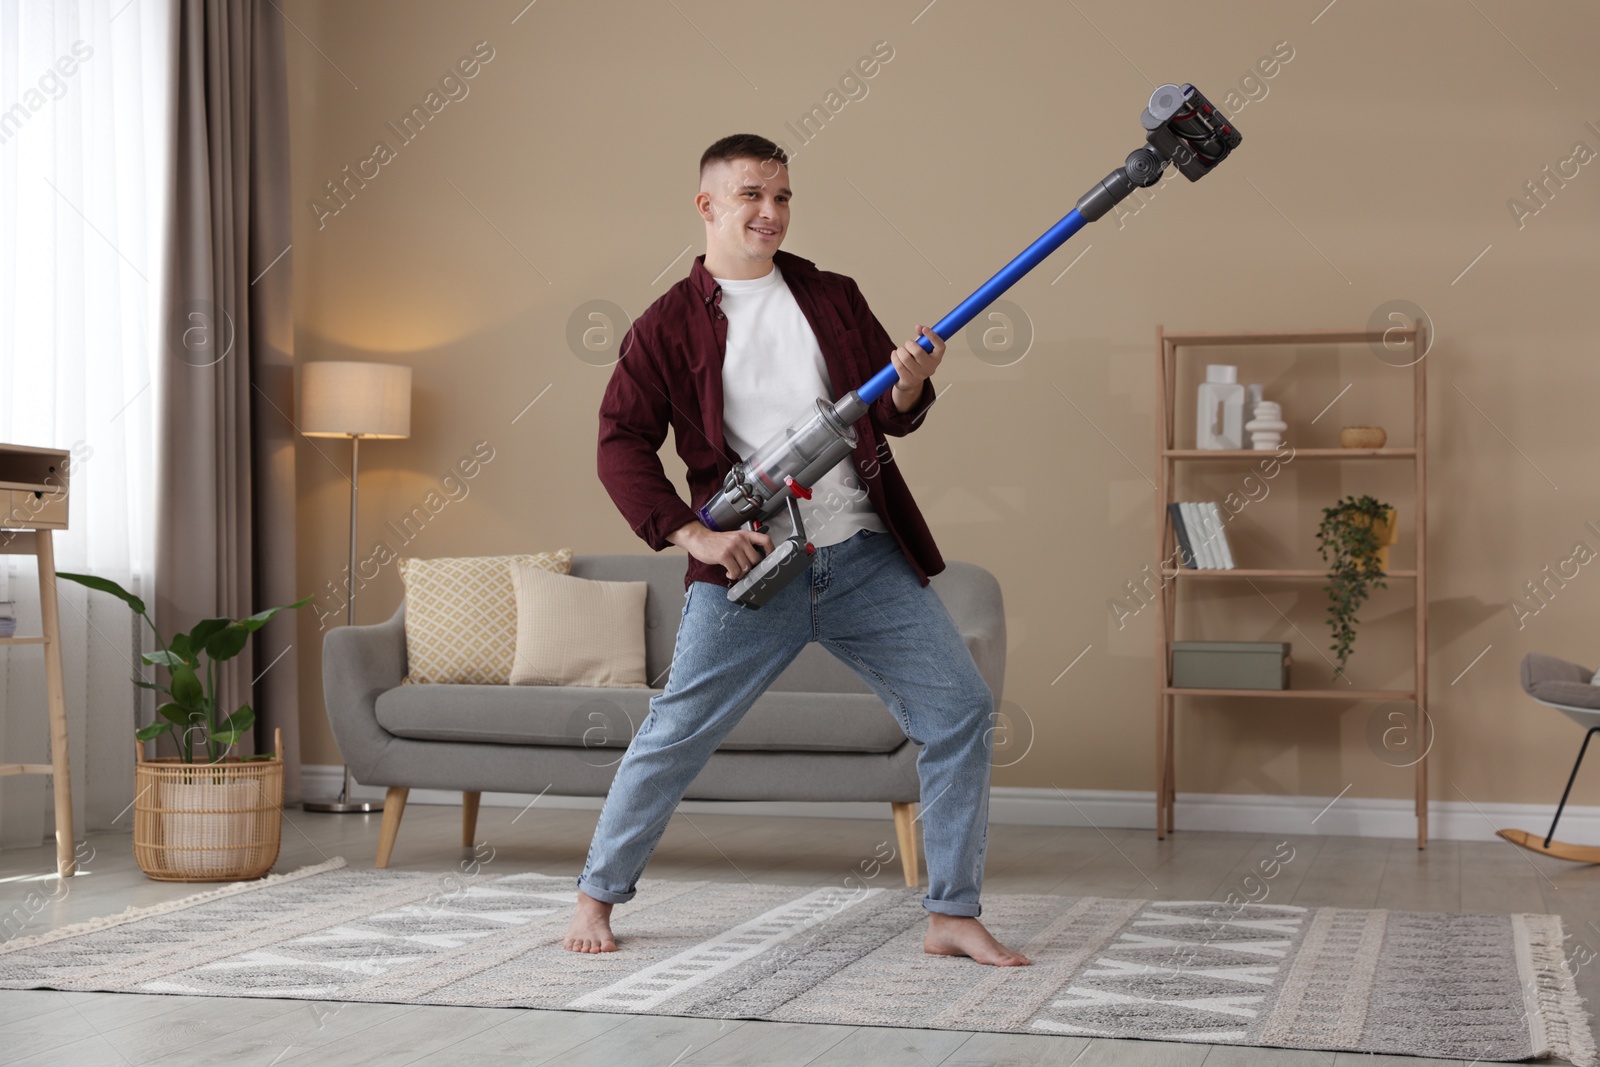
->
[375, 786, 409, 869]
[891, 801, 920, 887]
[463, 791, 481, 847]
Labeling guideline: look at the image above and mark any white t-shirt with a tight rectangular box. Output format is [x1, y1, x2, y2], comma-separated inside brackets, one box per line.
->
[714, 263, 888, 548]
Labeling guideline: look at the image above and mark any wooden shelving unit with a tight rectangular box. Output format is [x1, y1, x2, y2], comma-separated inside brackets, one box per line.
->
[0, 443, 77, 879]
[1154, 323, 1430, 848]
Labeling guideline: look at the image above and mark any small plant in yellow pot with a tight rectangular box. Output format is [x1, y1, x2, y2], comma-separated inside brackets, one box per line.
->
[1315, 495, 1396, 678]
[56, 570, 309, 882]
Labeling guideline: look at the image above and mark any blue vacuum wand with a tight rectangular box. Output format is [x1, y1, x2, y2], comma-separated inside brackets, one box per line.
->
[700, 83, 1243, 608]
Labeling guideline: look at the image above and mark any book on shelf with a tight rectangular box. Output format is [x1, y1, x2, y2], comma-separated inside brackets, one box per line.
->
[1206, 501, 1236, 569]
[1178, 502, 1210, 568]
[1176, 502, 1200, 568]
[1172, 500, 1235, 570]
[1167, 503, 1197, 568]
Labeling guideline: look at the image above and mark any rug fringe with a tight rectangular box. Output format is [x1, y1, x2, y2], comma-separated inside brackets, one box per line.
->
[1524, 913, 1600, 1067]
[0, 856, 348, 956]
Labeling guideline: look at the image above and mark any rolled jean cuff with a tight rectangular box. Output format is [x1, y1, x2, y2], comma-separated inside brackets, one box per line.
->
[922, 895, 982, 918]
[576, 878, 636, 905]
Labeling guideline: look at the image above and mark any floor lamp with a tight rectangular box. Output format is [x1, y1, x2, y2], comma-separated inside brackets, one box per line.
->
[298, 360, 412, 814]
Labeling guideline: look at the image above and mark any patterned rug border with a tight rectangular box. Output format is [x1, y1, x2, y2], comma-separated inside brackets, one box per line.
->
[0, 856, 349, 955]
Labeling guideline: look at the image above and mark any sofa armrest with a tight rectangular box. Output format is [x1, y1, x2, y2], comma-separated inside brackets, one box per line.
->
[321, 600, 407, 782]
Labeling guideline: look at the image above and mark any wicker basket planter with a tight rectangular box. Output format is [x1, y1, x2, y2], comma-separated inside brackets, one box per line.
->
[132, 727, 284, 882]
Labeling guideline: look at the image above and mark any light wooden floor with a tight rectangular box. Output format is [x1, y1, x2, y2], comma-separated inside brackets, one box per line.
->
[4, 802, 1600, 1066]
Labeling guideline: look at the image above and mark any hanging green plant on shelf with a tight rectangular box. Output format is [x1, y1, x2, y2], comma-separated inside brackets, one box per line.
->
[1315, 494, 1395, 678]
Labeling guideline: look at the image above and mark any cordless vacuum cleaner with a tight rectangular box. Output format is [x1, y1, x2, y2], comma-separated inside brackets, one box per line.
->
[699, 82, 1243, 609]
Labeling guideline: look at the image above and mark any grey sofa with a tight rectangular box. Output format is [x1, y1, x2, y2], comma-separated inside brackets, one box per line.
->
[321, 553, 1006, 886]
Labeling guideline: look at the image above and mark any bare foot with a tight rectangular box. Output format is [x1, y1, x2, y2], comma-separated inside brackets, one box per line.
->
[924, 913, 1032, 966]
[563, 891, 617, 953]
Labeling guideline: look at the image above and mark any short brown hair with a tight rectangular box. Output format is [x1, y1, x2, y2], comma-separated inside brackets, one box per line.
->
[699, 134, 788, 180]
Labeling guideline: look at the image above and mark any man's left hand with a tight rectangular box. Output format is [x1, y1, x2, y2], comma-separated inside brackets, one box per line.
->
[889, 325, 943, 412]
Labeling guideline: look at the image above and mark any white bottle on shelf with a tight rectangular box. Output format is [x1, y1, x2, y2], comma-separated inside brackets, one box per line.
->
[1196, 364, 1245, 450]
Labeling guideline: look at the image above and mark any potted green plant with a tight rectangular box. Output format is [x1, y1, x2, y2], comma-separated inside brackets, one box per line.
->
[55, 571, 309, 881]
[1315, 495, 1395, 678]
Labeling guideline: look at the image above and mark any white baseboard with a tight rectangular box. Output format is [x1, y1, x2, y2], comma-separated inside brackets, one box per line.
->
[301, 765, 1587, 844]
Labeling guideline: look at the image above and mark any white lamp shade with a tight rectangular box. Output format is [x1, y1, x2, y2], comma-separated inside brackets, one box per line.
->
[299, 361, 412, 438]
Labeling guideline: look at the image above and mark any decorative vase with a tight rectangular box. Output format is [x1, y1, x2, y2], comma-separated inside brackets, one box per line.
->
[1245, 400, 1287, 450]
[1339, 425, 1387, 449]
[133, 728, 284, 881]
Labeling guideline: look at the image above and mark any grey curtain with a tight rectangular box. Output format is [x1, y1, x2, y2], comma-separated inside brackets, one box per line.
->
[156, 0, 300, 801]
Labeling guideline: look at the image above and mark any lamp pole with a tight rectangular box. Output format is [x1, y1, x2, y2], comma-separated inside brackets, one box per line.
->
[349, 434, 359, 629]
[303, 432, 384, 814]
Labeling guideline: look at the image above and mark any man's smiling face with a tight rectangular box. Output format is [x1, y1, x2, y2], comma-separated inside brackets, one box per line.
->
[698, 156, 791, 274]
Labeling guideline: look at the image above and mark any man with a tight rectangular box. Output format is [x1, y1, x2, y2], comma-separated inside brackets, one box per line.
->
[569, 133, 1029, 967]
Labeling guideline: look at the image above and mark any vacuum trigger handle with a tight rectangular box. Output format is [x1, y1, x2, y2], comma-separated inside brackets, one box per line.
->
[749, 517, 768, 560]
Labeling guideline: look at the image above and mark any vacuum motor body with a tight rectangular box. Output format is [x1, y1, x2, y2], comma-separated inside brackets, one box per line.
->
[697, 392, 868, 535]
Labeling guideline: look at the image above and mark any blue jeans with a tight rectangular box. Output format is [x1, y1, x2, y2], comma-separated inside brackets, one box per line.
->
[576, 528, 996, 917]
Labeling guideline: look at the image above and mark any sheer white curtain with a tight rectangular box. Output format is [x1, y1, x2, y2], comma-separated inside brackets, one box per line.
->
[0, 0, 172, 851]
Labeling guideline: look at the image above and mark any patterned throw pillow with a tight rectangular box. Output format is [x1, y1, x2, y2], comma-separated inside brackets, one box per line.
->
[399, 550, 573, 684]
[507, 560, 650, 688]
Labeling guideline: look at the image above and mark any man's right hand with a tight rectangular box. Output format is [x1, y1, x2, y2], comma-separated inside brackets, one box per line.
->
[669, 520, 775, 582]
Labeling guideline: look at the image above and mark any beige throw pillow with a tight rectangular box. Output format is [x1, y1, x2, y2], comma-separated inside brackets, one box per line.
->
[399, 550, 573, 684]
[508, 561, 649, 688]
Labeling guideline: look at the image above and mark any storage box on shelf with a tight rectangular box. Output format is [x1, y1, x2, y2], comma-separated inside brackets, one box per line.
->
[1171, 641, 1292, 690]
[1153, 325, 1430, 847]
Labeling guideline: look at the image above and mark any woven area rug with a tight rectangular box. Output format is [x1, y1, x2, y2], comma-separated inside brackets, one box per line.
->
[1, 857, 1594, 1064]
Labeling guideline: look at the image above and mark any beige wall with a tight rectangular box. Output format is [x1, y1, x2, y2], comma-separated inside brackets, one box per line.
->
[284, 0, 1600, 810]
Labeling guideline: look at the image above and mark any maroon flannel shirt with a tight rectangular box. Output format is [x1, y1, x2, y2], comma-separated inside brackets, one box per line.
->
[597, 249, 944, 593]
